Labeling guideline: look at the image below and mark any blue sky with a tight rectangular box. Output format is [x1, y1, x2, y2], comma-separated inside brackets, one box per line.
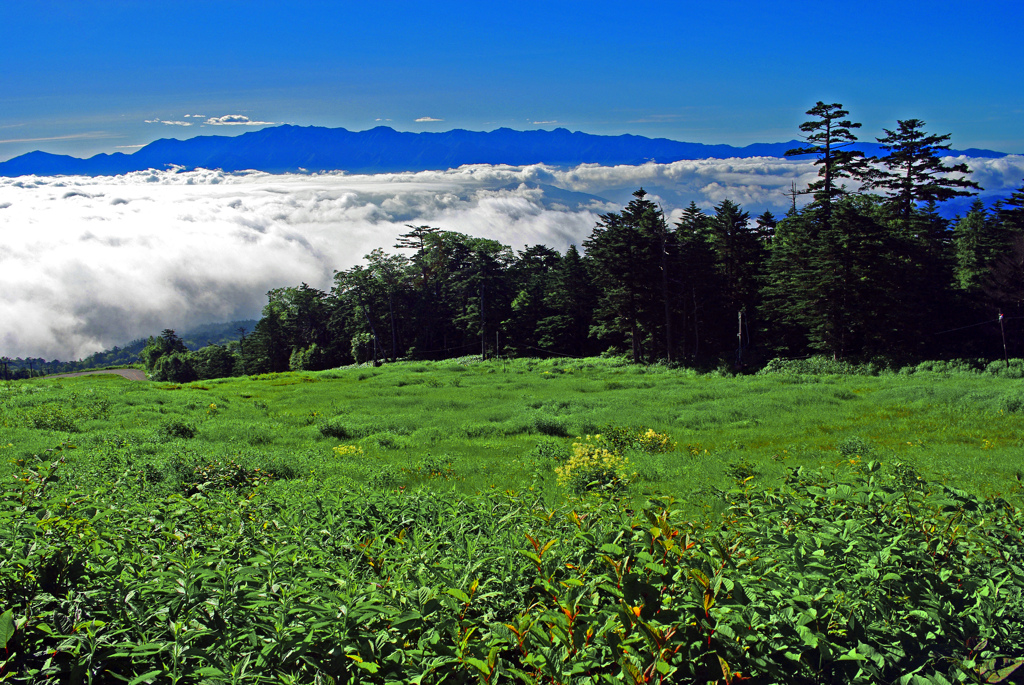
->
[2, 0, 1022, 161]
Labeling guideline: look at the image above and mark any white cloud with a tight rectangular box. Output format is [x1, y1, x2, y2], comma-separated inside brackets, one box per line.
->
[145, 119, 192, 126]
[183, 114, 206, 118]
[2, 155, 1021, 360]
[415, 117, 444, 122]
[532, 120, 558, 125]
[204, 115, 276, 126]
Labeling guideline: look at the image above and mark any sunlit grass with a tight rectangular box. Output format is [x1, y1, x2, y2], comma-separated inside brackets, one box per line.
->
[3, 357, 1024, 507]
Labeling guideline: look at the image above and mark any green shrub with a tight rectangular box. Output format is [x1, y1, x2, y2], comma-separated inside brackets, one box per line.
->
[987, 358, 1024, 379]
[533, 414, 569, 437]
[159, 417, 197, 440]
[23, 405, 80, 432]
[319, 418, 412, 440]
[999, 390, 1024, 413]
[152, 352, 198, 383]
[243, 421, 276, 445]
[366, 464, 401, 489]
[177, 459, 276, 495]
[360, 431, 409, 450]
[837, 435, 873, 458]
[318, 418, 355, 439]
[759, 355, 879, 376]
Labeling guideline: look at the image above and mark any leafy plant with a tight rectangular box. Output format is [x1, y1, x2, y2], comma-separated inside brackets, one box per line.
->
[556, 433, 634, 494]
[159, 416, 197, 440]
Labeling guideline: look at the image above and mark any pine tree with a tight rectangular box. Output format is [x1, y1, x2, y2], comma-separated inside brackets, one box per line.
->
[866, 119, 982, 224]
[996, 180, 1024, 235]
[954, 200, 1003, 293]
[537, 245, 597, 356]
[707, 200, 762, 314]
[504, 245, 562, 354]
[754, 210, 777, 244]
[786, 102, 867, 230]
[674, 202, 719, 360]
[583, 189, 668, 362]
[763, 197, 894, 358]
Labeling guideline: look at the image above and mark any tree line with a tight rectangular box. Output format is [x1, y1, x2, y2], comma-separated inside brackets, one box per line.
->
[1, 321, 256, 381]
[132, 103, 1024, 381]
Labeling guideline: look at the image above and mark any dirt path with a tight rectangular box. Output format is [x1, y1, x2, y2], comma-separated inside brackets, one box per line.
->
[45, 369, 147, 381]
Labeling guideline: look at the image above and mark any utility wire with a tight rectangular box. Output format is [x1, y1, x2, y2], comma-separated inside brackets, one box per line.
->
[933, 318, 1001, 335]
[520, 344, 585, 359]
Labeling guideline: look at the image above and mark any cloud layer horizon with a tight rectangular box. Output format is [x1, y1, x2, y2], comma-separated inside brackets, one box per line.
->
[3, 155, 1023, 360]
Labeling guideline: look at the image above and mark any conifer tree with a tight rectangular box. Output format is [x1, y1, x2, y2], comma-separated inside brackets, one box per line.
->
[866, 119, 981, 224]
[786, 102, 867, 230]
[754, 210, 777, 244]
[707, 200, 762, 313]
[674, 202, 719, 359]
[584, 189, 668, 362]
[537, 245, 597, 356]
[504, 245, 562, 354]
[996, 180, 1024, 235]
[763, 197, 893, 358]
[954, 200, 1003, 293]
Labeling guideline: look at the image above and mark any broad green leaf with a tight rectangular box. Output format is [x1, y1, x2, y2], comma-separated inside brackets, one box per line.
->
[796, 624, 819, 648]
[0, 610, 14, 649]
[128, 670, 165, 685]
[464, 657, 490, 675]
[446, 588, 470, 603]
[195, 667, 226, 677]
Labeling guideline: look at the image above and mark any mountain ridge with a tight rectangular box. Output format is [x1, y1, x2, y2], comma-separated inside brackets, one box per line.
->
[0, 125, 1009, 177]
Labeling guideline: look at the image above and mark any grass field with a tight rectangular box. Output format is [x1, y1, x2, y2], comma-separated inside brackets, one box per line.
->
[5, 356, 1024, 506]
[2, 357, 1023, 683]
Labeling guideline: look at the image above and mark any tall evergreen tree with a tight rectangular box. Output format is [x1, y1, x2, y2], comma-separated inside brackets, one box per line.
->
[674, 202, 719, 360]
[866, 119, 982, 224]
[537, 245, 597, 357]
[139, 329, 188, 373]
[364, 249, 412, 362]
[504, 245, 562, 354]
[786, 102, 867, 230]
[706, 200, 764, 361]
[954, 200, 1003, 293]
[584, 189, 668, 362]
[754, 210, 777, 245]
[996, 180, 1024, 235]
[707, 200, 762, 314]
[764, 197, 893, 358]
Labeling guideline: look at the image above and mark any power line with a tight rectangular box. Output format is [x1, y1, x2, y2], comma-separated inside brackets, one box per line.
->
[933, 318, 1000, 335]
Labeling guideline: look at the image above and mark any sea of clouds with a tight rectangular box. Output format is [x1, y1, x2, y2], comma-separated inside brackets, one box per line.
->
[2, 155, 1023, 360]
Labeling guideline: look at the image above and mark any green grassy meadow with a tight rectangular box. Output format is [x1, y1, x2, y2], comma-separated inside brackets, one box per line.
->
[5, 356, 1023, 504]
[2, 358, 1024, 683]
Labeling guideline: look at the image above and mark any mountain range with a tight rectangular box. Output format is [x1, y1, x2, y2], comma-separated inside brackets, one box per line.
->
[0, 125, 1009, 177]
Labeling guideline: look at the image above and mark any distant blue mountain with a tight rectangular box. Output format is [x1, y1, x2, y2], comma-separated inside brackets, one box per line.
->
[0, 125, 1010, 178]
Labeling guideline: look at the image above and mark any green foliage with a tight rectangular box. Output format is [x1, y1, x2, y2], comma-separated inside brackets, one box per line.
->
[190, 343, 239, 379]
[4, 361, 1024, 682]
[785, 101, 867, 212]
[836, 434, 873, 458]
[760, 355, 885, 376]
[866, 118, 982, 222]
[22, 404, 81, 432]
[151, 351, 198, 382]
[159, 416, 197, 440]
[2, 450, 1022, 683]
